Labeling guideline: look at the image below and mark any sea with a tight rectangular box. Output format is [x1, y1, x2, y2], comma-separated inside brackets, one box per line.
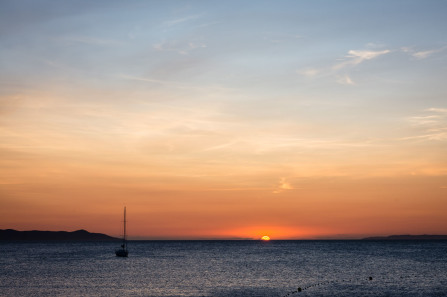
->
[1, 240, 446, 297]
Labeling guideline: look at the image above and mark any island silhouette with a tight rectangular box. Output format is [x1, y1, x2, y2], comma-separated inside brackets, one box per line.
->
[362, 234, 447, 240]
[0, 229, 119, 241]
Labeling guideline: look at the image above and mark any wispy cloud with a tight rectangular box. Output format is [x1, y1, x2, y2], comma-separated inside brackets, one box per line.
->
[163, 14, 203, 27]
[336, 75, 355, 85]
[273, 177, 294, 194]
[120, 75, 171, 85]
[402, 108, 447, 141]
[120, 74, 199, 90]
[332, 49, 391, 71]
[427, 108, 447, 114]
[119, 74, 232, 95]
[300, 44, 445, 84]
[365, 42, 386, 49]
[61, 36, 122, 46]
[298, 46, 391, 85]
[401, 46, 447, 59]
[412, 50, 438, 59]
[153, 40, 206, 55]
[299, 68, 320, 78]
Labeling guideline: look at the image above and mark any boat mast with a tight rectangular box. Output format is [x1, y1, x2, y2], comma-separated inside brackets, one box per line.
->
[123, 206, 127, 248]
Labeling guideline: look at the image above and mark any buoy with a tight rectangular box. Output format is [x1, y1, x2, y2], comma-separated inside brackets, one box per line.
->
[369, 277, 373, 281]
[297, 287, 302, 292]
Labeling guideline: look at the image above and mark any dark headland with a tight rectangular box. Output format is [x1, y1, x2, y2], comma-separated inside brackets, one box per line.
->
[0, 229, 119, 241]
[362, 235, 447, 240]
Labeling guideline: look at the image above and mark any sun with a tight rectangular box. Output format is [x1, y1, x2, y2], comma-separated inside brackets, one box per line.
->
[261, 235, 271, 241]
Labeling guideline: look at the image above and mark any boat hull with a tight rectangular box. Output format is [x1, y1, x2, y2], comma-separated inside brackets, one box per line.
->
[115, 248, 128, 257]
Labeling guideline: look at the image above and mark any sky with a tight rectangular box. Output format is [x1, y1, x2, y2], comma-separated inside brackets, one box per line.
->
[1, 0, 446, 239]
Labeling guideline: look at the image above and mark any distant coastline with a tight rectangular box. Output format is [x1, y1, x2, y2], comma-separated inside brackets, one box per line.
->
[0, 229, 119, 241]
[362, 235, 447, 240]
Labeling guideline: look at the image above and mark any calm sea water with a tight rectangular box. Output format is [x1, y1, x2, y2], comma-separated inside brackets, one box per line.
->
[1, 240, 446, 296]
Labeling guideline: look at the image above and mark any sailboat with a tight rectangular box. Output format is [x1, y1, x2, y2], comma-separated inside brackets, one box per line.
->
[115, 207, 129, 257]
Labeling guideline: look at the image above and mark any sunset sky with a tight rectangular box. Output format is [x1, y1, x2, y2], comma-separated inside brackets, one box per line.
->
[1, 0, 446, 239]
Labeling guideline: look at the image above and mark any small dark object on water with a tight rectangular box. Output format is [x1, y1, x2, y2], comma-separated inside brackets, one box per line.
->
[297, 287, 302, 292]
[369, 277, 373, 281]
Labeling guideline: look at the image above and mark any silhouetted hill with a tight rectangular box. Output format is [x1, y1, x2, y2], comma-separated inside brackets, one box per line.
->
[0, 229, 119, 241]
[362, 235, 447, 240]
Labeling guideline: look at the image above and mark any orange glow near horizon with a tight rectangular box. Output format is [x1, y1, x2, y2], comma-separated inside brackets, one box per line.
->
[261, 235, 271, 241]
[1, 173, 447, 239]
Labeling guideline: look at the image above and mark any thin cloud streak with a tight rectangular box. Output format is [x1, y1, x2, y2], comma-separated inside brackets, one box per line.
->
[153, 40, 207, 55]
[298, 46, 391, 84]
[336, 75, 355, 85]
[162, 14, 204, 27]
[401, 45, 447, 59]
[272, 177, 296, 194]
[332, 49, 391, 71]
[60, 36, 123, 46]
[401, 108, 447, 142]
[118, 75, 192, 90]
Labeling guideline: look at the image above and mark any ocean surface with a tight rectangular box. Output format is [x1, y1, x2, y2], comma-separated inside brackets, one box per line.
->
[1, 240, 446, 296]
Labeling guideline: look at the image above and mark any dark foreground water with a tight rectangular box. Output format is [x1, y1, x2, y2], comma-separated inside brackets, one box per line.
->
[1, 240, 446, 296]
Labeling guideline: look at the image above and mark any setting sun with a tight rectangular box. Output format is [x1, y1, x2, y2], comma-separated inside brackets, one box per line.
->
[261, 236, 271, 241]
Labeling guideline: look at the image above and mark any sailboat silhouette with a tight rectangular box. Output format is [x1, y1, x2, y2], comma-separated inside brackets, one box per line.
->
[115, 207, 128, 257]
